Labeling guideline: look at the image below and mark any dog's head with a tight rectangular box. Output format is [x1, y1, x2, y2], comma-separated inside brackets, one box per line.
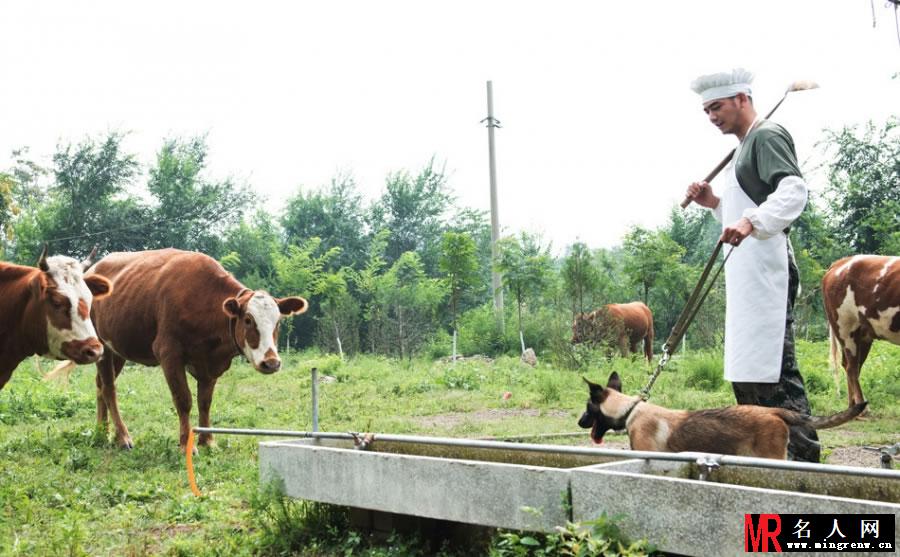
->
[577, 372, 627, 444]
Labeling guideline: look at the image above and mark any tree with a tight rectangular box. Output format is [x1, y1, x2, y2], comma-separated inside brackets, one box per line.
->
[349, 229, 390, 353]
[371, 251, 446, 360]
[445, 207, 492, 310]
[146, 136, 255, 257]
[220, 210, 281, 291]
[665, 206, 720, 266]
[314, 269, 357, 358]
[10, 132, 146, 262]
[495, 232, 553, 355]
[821, 118, 900, 255]
[1, 148, 50, 256]
[621, 226, 684, 304]
[281, 172, 368, 270]
[439, 232, 480, 359]
[273, 238, 342, 351]
[0, 173, 16, 253]
[368, 159, 454, 274]
[561, 241, 601, 315]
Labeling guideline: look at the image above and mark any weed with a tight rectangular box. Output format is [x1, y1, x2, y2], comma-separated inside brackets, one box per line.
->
[490, 513, 655, 556]
[535, 372, 561, 404]
[438, 366, 484, 391]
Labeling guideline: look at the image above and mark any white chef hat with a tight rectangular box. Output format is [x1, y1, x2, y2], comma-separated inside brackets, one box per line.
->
[690, 68, 754, 103]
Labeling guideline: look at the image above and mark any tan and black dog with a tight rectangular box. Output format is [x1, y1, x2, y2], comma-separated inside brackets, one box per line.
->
[578, 372, 867, 459]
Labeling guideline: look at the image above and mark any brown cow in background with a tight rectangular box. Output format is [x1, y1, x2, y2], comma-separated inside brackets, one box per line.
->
[572, 302, 654, 362]
[822, 254, 899, 408]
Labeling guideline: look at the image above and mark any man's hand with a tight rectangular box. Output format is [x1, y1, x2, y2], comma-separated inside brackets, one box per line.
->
[685, 181, 720, 209]
[721, 217, 754, 246]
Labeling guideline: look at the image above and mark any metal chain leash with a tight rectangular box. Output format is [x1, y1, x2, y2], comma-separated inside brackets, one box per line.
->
[639, 240, 735, 401]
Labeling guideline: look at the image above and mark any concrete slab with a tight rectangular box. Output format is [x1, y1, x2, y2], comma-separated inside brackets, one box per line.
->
[571, 466, 900, 556]
[259, 439, 572, 532]
[258, 437, 900, 556]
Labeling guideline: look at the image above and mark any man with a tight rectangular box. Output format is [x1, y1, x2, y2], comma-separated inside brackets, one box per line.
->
[684, 68, 820, 462]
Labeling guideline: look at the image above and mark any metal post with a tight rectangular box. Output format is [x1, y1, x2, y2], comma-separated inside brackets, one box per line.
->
[484, 81, 504, 331]
[311, 367, 319, 432]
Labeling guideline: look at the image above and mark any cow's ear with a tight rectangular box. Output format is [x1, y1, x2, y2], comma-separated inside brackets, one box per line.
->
[30, 272, 48, 298]
[84, 275, 112, 299]
[222, 297, 242, 318]
[277, 296, 307, 316]
[607, 371, 622, 392]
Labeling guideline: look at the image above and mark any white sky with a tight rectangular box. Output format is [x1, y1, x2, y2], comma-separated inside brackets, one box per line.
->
[2, 1, 898, 252]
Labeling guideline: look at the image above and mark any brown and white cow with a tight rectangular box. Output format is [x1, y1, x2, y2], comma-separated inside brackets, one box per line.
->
[571, 302, 654, 362]
[81, 248, 307, 451]
[0, 247, 112, 390]
[822, 254, 899, 408]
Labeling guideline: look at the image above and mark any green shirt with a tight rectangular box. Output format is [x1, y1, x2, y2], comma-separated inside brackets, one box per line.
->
[734, 120, 803, 206]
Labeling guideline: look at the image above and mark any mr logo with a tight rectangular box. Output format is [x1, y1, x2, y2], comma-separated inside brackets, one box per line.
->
[745, 514, 782, 552]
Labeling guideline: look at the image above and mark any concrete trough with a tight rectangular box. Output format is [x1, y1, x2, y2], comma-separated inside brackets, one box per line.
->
[571, 459, 900, 556]
[259, 438, 615, 532]
[258, 438, 900, 555]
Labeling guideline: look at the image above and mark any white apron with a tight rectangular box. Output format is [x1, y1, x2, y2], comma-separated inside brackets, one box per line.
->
[721, 158, 788, 383]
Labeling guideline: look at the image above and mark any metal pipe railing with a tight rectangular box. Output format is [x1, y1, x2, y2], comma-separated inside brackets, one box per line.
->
[193, 427, 900, 481]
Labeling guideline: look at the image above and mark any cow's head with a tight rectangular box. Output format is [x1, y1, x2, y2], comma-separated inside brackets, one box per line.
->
[572, 312, 588, 343]
[33, 247, 112, 364]
[223, 290, 308, 373]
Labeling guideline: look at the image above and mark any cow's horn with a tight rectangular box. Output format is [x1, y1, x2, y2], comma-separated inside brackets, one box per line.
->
[82, 245, 99, 271]
[37, 243, 49, 271]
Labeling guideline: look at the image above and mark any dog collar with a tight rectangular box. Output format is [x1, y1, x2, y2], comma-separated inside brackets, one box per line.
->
[622, 398, 643, 428]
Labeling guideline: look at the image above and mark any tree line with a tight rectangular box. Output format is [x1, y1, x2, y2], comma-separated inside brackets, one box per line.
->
[1, 118, 897, 366]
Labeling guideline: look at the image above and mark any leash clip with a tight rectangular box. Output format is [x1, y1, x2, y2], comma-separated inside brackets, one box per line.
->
[696, 455, 721, 481]
[657, 346, 671, 369]
[350, 431, 376, 451]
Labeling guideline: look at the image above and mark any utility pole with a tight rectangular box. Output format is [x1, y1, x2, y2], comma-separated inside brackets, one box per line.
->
[482, 80, 504, 330]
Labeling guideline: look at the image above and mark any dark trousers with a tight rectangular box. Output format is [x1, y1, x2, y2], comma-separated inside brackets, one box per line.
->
[731, 246, 821, 463]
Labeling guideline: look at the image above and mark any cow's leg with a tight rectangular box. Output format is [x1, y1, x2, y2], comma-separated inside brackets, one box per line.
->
[196, 377, 218, 447]
[845, 340, 871, 407]
[629, 335, 640, 357]
[618, 334, 629, 358]
[96, 352, 132, 448]
[159, 353, 194, 453]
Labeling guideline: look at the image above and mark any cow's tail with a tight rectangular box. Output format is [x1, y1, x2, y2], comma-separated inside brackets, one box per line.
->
[778, 401, 868, 430]
[828, 324, 842, 397]
[644, 325, 654, 364]
[43, 360, 77, 383]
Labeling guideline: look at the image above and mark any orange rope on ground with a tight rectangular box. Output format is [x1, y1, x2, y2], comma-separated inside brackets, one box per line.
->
[186, 429, 202, 497]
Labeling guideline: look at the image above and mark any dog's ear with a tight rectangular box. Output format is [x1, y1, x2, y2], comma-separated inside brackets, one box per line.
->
[607, 371, 622, 393]
[583, 376, 608, 403]
[582, 376, 603, 393]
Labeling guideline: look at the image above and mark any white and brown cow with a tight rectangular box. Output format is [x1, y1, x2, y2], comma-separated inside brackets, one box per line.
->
[81, 248, 307, 451]
[0, 247, 112, 390]
[822, 254, 900, 407]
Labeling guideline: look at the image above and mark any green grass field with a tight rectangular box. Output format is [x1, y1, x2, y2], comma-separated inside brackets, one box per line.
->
[1, 340, 898, 556]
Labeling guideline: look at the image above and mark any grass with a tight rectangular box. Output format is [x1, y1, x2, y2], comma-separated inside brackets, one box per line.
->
[1, 340, 898, 555]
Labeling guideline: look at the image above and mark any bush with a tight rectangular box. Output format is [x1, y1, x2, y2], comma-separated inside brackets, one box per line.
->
[535, 370, 562, 403]
[437, 366, 485, 391]
[457, 304, 510, 356]
[681, 350, 724, 391]
[423, 329, 453, 360]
